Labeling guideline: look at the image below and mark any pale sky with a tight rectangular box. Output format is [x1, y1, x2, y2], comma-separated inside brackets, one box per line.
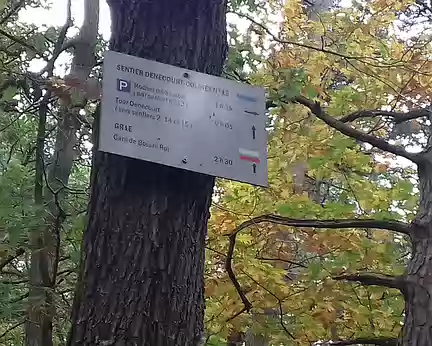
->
[20, 0, 112, 39]
[18, 0, 256, 43]
[18, 0, 256, 73]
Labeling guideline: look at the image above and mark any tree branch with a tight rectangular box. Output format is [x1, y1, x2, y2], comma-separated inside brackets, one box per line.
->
[225, 306, 249, 323]
[224, 214, 410, 319]
[1, 279, 28, 284]
[0, 28, 46, 59]
[0, 0, 26, 26]
[229, 11, 408, 69]
[0, 248, 25, 271]
[339, 108, 430, 124]
[293, 96, 422, 164]
[42, 161, 66, 287]
[0, 320, 25, 340]
[239, 269, 295, 339]
[10, 292, 29, 304]
[333, 273, 406, 292]
[256, 257, 307, 268]
[34, 92, 50, 204]
[225, 232, 252, 314]
[319, 337, 397, 345]
[41, 0, 72, 76]
[230, 11, 360, 62]
[229, 214, 412, 237]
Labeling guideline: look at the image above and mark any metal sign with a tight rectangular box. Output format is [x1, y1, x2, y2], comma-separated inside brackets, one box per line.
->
[99, 50, 268, 187]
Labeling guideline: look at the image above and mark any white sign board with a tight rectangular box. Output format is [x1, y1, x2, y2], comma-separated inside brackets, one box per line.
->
[99, 50, 268, 187]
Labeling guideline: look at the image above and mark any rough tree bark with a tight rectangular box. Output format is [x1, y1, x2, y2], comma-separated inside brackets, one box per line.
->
[400, 159, 432, 345]
[67, 1, 228, 345]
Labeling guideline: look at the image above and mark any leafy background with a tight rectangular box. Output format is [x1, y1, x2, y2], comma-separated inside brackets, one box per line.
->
[1, 0, 431, 345]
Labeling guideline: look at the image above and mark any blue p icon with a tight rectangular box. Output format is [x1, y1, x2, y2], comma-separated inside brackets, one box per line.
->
[117, 79, 131, 93]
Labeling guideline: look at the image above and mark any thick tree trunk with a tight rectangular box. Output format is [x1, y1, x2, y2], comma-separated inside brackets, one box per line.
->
[67, 1, 228, 345]
[400, 161, 432, 345]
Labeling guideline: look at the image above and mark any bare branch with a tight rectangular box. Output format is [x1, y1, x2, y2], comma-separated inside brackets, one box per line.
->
[333, 273, 406, 292]
[294, 96, 422, 164]
[229, 11, 362, 62]
[0, 320, 25, 340]
[42, 162, 66, 287]
[41, 0, 72, 76]
[1, 279, 28, 284]
[1, 270, 25, 277]
[320, 337, 397, 345]
[225, 306, 249, 323]
[229, 214, 411, 237]
[339, 108, 430, 124]
[229, 11, 421, 72]
[0, 0, 26, 26]
[256, 257, 307, 268]
[0, 28, 46, 59]
[10, 292, 29, 304]
[0, 248, 25, 271]
[225, 232, 252, 313]
[240, 269, 295, 339]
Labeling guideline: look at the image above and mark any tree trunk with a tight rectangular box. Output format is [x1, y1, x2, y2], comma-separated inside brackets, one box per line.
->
[67, 1, 228, 345]
[244, 329, 268, 346]
[26, 1, 99, 345]
[227, 331, 245, 346]
[400, 161, 432, 345]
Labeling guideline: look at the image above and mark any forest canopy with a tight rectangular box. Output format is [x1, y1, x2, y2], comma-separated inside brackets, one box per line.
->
[0, 0, 431, 345]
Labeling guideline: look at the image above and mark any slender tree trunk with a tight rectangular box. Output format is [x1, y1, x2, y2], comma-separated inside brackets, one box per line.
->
[400, 161, 432, 345]
[27, 94, 53, 346]
[227, 331, 245, 346]
[26, 1, 99, 345]
[244, 329, 268, 346]
[68, 1, 228, 345]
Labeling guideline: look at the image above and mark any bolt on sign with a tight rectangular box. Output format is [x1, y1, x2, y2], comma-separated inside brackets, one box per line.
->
[99, 50, 268, 187]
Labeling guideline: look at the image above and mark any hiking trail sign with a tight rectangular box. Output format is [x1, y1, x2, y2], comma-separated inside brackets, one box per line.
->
[99, 50, 268, 187]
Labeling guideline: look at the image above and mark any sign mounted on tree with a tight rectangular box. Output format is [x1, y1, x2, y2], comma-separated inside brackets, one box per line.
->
[99, 50, 268, 187]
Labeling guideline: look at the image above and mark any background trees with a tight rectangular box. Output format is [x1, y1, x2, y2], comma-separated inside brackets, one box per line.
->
[0, 0, 431, 345]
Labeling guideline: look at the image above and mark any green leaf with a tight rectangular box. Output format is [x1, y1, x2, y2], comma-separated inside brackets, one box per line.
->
[70, 249, 81, 264]
[45, 27, 58, 41]
[33, 33, 46, 52]
[309, 262, 323, 280]
[276, 203, 292, 215]
[237, 233, 254, 245]
[25, 48, 37, 60]
[281, 83, 302, 99]
[304, 84, 318, 99]
[1, 86, 18, 101]
[7, 225, 25, 247]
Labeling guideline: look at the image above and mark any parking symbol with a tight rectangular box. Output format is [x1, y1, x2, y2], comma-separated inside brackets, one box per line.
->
[117, 79, 131, 93]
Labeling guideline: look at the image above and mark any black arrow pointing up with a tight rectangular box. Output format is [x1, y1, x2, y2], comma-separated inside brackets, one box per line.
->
[252, 125, 256, 140]
[252, 163, 256, 174]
